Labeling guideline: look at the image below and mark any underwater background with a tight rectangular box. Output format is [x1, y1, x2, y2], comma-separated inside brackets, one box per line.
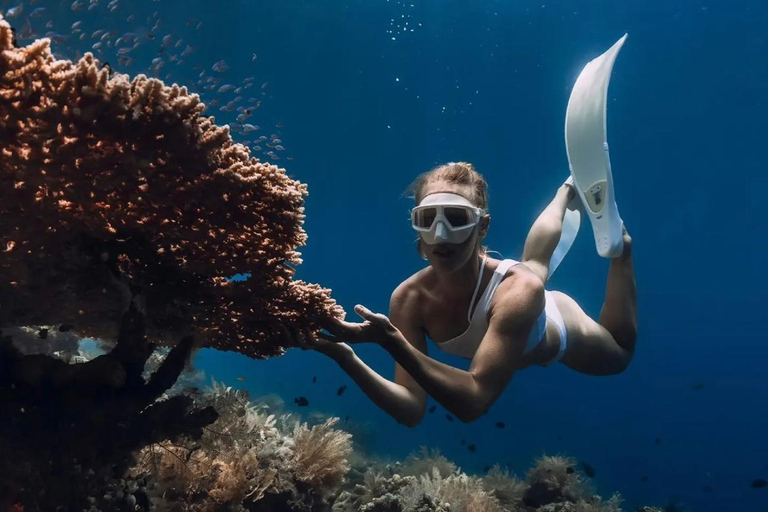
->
[4, 0, 767, 510]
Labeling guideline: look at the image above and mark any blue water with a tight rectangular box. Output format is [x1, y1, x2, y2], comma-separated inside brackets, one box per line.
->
[10, 0, 768, 510]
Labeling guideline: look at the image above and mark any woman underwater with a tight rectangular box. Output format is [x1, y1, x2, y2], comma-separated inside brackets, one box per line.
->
[283, 162, 638, 426]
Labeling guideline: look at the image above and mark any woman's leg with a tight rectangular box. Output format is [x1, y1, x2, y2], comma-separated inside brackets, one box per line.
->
[521, 182, 576, 285]
[550, 228, 638, 375]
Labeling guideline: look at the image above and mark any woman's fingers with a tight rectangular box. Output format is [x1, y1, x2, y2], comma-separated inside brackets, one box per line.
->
[354, 305, 391, 328]
[317, 330, 342, 343]
[321, 316, 348, 336]
[323, 315, 362, 331]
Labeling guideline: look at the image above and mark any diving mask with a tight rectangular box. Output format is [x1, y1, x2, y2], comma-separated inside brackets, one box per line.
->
[411, 193, 485, 245]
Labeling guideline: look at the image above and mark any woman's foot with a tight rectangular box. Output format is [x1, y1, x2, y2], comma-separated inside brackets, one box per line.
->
[618, 224, 632, 258]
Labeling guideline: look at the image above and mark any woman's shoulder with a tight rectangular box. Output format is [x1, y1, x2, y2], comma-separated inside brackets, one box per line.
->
[388, 268, 432, 323]
[391, 269, 428, 306]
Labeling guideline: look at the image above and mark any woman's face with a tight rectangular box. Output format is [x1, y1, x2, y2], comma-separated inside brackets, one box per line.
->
[418, 182, 487, 270]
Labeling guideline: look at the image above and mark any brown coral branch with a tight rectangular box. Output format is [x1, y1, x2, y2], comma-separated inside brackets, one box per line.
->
[0, 14, 344, 358]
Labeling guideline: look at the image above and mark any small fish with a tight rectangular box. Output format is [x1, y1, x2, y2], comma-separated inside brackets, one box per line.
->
[30, 7, 48, 18]
[162, 34, 173, 47]
[495, 422, 505, 429]
[242, 124, 259, 133]
[44, 32, 69, 43]
[483, 465, 491, 473]
[566, 467, 575, 474]
[750, 479, 768, 489]
[460, 439, 466, 445]
[581, 462, 595, 478]
[218, 84, 235, 93]
[445, 413, 454, 422]
[38, 328, 48, 340]
[5, 5, 23, 18]
[336, 385, 347, 396]
[655, 437, 662, 446]
[641, 475, 649, 482]
[467, 444, 476, 452]
[71, 0, 85, 11]
[428, 405, 436, 413]
[212, 59, 229, 73]
[312, 376, 317, 383]
[72, 21, 83, 30]
[703, 484, 713, 493]
[294, 396, 309, 407]
[344, 415, 349, 423]
[18, 18, 35, 39]
[691, 382, 704, 390]
[236, 376, 246, 382]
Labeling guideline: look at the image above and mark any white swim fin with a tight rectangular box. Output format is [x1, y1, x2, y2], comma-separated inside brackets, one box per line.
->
[565, 34, 627, 258]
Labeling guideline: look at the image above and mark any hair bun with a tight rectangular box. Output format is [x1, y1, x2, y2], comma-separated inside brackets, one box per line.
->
[447, 161, 476, 173]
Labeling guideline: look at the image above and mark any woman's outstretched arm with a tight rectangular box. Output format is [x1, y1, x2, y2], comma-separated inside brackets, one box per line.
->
[331, 349, 426, 427]
[521, 182, 576, 284]
[377, 273, 544, 423]
[299, 283, 429, 427]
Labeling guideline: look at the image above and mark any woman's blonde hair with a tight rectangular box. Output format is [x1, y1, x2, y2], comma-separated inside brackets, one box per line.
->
[403, 161, 489, 209]
[402, 162, 492, 258]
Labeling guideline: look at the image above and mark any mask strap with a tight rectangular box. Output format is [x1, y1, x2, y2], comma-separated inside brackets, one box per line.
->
[467, 253, 488, 323]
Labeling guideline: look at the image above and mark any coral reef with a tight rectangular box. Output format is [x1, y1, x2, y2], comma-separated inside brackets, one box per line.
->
[0, 13, 343, 359]
[329, 448, 658, 512]
[130, 380, 353, 512]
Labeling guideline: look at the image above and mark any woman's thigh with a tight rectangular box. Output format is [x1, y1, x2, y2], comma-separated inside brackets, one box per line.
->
[549, 291, 630, 375]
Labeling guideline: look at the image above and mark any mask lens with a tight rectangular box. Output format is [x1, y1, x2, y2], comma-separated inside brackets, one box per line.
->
[414, 207, 437, 229]
[444, 207, 471, 227]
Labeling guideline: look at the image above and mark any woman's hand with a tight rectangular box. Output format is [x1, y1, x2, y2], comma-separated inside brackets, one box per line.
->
[279, 321, 354, 360]
[321, 304, 397, 346]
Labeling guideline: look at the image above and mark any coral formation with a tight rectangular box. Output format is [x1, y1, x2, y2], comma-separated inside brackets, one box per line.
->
[0, 13, 343, 359]
[131, 380, 354, 512]
[0, 303, 218, 512]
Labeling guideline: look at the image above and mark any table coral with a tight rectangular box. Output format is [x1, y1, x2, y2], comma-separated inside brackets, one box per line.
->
[0, 14, 343, 358]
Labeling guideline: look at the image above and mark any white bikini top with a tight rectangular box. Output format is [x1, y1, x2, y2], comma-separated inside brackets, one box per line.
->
[433, 255, 520, 359]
